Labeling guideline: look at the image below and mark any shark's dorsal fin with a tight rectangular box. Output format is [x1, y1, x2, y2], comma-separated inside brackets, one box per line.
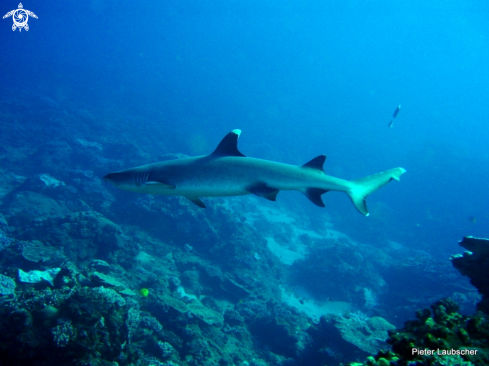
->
[302, 155, 326, 172]
[211, 129, 245, 157]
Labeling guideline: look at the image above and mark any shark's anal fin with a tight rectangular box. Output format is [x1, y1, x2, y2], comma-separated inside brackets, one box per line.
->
[145, 181, 176, 189]
[186, 196, 206, 208]
[302, 188, 329, 207]
[301, 155, 326, 172]
[211, 129, 245, 157]
[247, 183, 280, 201]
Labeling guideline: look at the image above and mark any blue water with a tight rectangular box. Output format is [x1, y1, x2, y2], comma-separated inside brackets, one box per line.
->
[2, 0, 489, 256]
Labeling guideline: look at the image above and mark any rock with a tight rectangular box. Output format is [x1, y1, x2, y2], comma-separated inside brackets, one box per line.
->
[451, 236, 489, 315]
[0, 169, 25, 203]
[89, 259, 111, 273]
[6, 191, 69, 225]
[36, 305, 60, 321]
[18, 268, 61, 286]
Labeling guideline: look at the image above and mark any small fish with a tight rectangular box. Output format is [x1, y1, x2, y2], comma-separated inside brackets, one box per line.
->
[468, 215, 477, 223]
[139, 288, 149, 297]
[392, 105, 401, 118]
[388, 104, 401, 128]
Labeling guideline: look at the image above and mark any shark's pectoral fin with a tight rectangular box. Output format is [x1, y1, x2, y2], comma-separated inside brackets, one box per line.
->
[247, 183, 280, 201]
[302, 188, 329, 207]
[186, 196, 206, 208]
[145, 181, 176, 189]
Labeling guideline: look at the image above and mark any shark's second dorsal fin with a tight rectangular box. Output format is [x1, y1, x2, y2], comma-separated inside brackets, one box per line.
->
[211, 129, 245, 157]
[302, 155, 326, 172]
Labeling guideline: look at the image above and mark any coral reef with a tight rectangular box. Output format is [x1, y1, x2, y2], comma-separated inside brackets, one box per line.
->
[348, 236, 489, 366]
[0, 93, 482, 365]
[347, 299, 489, 366]
[335, 312, 395, 354]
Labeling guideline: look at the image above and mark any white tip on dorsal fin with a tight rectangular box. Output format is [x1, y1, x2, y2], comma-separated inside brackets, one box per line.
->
[210, 129, 245, 157]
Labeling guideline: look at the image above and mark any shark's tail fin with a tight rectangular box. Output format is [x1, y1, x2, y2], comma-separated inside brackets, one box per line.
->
[347, 167, 406, 216]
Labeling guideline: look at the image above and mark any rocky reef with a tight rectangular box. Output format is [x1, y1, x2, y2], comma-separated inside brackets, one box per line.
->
[451, 237, 489, 315]
[0, 93, 482, 365]
[348, 237, 489, 366]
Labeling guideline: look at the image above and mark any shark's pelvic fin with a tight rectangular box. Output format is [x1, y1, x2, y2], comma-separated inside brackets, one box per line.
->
[301, 155, 326, 172]
[211, 129, 245, 157]
[186, 196, 206, 208]
[302, 188, 329, 207]
[247, 183, 280, 201]
[347, 167, 406, 216]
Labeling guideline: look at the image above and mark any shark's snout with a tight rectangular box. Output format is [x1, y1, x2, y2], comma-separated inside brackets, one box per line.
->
[103, 172, 125, 186]
[103, 173, 113, 183]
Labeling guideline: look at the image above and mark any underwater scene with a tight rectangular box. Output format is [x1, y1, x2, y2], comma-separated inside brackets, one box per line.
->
[1, 0, 489, 365]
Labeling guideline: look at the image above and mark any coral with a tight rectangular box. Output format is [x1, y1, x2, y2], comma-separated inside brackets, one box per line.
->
[0, 229, 12, 251]
[90, 286, 126, 307]
[348, 299, 489, 366]
[367, 317, 396, 332]
[21, 240, 64, 262]
[157, 341, 176, 358]
[335, 312, 394, 354]
[158, 292, 188, 313]
[126, 307, 140, 342]
[432, 354, 474, 366]
[39, 173, 65, 187]
[51, 318, 74, 347]
[237, 300, 271, 321]
[89, 271, 136, 295]
[0, 273, 16, 296]
[187, 302, 224, 326]
[141, 314, 163, 333]
[224, 309, 245, 324]
[158, 292, 224, 326]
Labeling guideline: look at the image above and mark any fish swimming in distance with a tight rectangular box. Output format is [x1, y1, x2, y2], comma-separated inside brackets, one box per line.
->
[388, 104, 401, 128]
[103, 130, 406, 215]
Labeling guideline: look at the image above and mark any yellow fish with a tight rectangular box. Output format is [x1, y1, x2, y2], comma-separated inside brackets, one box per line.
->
[139, 288, 149, 297]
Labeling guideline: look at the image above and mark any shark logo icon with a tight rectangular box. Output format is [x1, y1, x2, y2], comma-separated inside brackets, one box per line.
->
[3, 3, 37, 32]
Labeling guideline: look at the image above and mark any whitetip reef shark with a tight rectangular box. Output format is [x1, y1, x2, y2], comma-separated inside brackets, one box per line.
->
[103, 130, 406, 215]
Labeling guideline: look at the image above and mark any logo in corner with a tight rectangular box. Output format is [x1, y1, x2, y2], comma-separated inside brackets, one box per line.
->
[3, 3, 37, 32]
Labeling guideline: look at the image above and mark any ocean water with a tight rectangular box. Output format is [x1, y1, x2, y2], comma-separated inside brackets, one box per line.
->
[3, 0, 488, 253]
[1, 0, 489, 364]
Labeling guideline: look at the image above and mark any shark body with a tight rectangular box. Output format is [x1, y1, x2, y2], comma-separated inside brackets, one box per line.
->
[103, 130, 406, 215]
